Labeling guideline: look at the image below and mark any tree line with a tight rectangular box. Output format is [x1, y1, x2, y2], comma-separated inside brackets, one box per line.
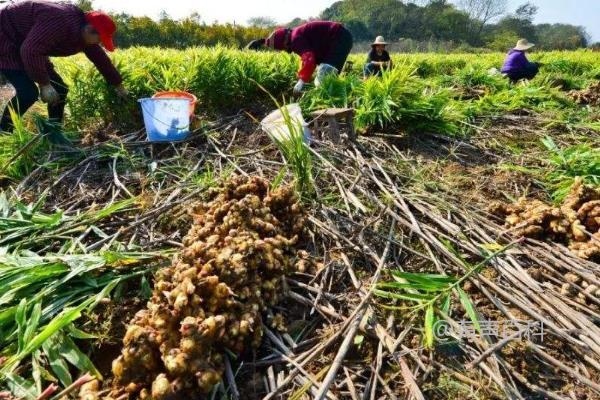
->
[73, 0, 269, 49]
[73, 0, 591, 51]
[112, 13, 270, 49]
[321, 0, 590, 51]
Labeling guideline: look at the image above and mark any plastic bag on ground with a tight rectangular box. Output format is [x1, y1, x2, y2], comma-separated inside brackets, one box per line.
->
[315, 64, 339, 87]
[261, 104, 313, 144]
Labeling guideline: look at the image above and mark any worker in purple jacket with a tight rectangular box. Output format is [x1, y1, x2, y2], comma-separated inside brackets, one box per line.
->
[501, 39, 540, 83]
[0, 0, 128, 133]
[261, 21, 353, 95]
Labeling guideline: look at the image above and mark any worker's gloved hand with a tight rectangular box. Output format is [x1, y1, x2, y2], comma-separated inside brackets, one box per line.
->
[115, 84, 129, 99]
[293, 79, 305, 95]
[40, 84, 59, 105]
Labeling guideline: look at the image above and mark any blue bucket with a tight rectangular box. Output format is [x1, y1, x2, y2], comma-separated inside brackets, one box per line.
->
[139, 98, 191, 142]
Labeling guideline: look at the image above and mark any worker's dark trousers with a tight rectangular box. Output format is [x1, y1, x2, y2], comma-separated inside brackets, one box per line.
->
[506, 63, 540, 83]
[0, 69, 68, 132]
[364, 62, 383, 77]
[324, 27, 354, 73]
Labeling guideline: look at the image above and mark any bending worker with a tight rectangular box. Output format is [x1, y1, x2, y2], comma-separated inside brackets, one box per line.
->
[501, 39, 540, 83]
[0, 0, 128, 133]
[264, 21, 353, 95]
[364, 36, 393, 77]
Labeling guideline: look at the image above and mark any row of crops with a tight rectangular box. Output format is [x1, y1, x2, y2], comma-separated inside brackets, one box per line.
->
[55, 48, 600, 134]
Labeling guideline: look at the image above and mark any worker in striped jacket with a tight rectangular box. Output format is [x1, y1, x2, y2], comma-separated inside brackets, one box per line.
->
[0, 0, 128, 133]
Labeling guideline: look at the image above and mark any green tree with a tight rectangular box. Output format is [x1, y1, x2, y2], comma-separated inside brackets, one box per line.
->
[514, 2, 538, 21]
[286, 18, 311, 28]
[247, 17, 277, 29]
[75, 0, 94, 12]
[535, 24, 589, 50]
[487, 2, 538, 45]
[486, 30, 520, 51]
[457, 0, 507, 41]
[321, 0, 474, 45]
[423, 1, 472, 42]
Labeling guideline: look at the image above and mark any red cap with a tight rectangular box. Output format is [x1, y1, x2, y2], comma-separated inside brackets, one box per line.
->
[84, 11, 116, 52]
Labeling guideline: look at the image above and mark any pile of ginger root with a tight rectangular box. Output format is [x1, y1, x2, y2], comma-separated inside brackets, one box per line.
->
[86, 176, 311, 399]
[490, 179, 600, 260]
[569, 81, 600, 106]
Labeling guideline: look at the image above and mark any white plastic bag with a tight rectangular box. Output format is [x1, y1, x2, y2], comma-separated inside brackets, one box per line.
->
[315, 64, 339, 87]
[261, 104, 313, 144]
[488, 67, 501, 76]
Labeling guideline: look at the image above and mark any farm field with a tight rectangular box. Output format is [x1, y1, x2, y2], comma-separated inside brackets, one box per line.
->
[0, 48, 599, 400]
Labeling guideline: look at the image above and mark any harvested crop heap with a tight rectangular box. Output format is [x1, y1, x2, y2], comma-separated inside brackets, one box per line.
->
[456, 85, 487, 100]
[569, 81, 600, 106]
[490, 179, 600, 260]
[104, 176, 307, 399]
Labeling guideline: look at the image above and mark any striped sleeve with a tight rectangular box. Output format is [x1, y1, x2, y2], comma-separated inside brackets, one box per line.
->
[83, 45, 123, 86]
[19, 17, 67, 85]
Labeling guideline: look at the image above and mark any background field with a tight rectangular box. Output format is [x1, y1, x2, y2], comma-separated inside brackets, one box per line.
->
[52, 49, 599, 132]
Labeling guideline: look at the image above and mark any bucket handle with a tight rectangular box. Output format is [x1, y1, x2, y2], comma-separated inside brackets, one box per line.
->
[139, 100, 190, 131]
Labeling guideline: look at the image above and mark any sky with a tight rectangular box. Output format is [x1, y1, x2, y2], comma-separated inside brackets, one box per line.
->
[92, 0, 600, 42]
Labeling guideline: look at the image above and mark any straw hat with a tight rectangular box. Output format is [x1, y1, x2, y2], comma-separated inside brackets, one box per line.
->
[372, 36, 388, 46]
[515, 38, 535, 51]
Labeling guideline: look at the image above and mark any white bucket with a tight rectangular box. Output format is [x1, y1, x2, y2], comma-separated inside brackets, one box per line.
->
[261, 104, 312, 144]
[139, 98, 191, 142]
